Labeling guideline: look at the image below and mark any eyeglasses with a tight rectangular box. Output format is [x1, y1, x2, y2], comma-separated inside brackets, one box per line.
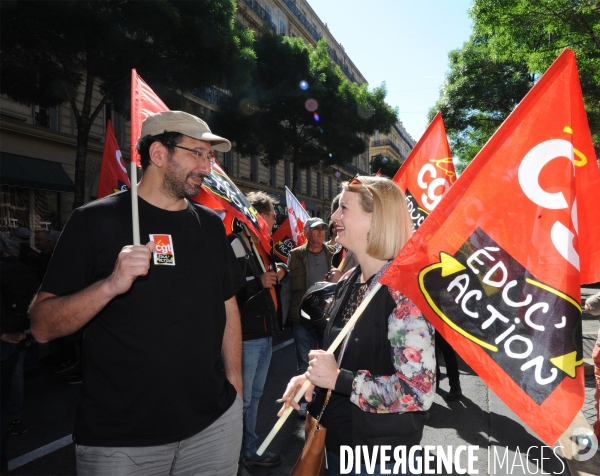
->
[349, 174, 373, 198]
[172, 145, 215, 166]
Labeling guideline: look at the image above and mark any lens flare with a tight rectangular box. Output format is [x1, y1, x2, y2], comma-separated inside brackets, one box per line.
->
[305, 99, 318, 112]
[299, 80, 309, 90]
[335, 172, 341, 178]
[329, 153, 333, 158]
[313, 113, 320, 122]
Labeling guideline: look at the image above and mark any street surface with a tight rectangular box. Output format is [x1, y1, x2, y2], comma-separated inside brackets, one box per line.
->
[5, 304, 600, 475]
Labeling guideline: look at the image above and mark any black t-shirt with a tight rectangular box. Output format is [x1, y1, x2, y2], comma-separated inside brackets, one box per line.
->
[41, 191, 245, 447]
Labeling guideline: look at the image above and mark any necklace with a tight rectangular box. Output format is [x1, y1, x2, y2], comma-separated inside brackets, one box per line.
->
[341, 276, 374, 323]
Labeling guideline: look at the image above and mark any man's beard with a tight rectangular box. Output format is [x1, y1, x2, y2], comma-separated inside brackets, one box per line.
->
[161, 154, 207, 199]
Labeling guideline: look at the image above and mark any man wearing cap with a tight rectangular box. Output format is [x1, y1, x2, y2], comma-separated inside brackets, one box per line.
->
[30, 111, 246, 475]
[281, 218, 336, 379]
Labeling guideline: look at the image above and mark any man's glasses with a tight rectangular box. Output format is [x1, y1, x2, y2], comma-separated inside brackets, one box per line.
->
[349, 174, 373, 198]
[172, 145, 215, 166]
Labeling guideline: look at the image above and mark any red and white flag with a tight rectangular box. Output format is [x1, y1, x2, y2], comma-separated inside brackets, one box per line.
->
[381, 49, 600, 445]
[130, 69, 169, 166]
[286, 186, 309, 246]
[393, 112, 456, 231]
[97, 120, 130, 199]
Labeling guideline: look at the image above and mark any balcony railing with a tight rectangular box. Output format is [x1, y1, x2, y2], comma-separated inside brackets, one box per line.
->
[189, 86, 230, 106]
[326, 45, 357, 83]
[371, 139, 401, 157]
[242, 0, 277, 32]
[392, 123, 414, 148]
[282, 0, 321, 42]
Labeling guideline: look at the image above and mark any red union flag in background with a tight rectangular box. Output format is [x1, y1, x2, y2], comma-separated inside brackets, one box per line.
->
[381, 49, 600, 445]
[97, 120, 130, 199]
[393, 112, 456, 231]
[272, 218, 295, 263]
[286, 186, 309, 246]
[191, 161, 272, 252]
[129, 70, 271, 250]
[130, 69, 169, 166]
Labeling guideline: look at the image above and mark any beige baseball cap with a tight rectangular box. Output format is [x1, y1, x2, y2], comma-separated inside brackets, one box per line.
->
[139, 111, 231, 152]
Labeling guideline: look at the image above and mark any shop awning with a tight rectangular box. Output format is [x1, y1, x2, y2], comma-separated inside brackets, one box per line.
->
[0, 153, 74, 193]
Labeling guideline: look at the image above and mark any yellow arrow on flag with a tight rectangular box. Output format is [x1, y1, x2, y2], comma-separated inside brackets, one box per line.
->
[550, 351, 584, 378]
[440, 252, 467, 277]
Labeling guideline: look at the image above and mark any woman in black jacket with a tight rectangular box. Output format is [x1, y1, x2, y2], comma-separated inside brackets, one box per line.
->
[279, 176, 436, 475]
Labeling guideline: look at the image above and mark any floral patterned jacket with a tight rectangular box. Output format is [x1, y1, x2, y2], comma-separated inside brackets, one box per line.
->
[337, 262, 436, 414]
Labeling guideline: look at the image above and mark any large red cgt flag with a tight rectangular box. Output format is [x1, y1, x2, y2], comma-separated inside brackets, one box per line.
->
[97, 120, 130, 199]
[393, 112, 456, 231]
[381, 49, 600, 445]
[130, 69, 169, 166]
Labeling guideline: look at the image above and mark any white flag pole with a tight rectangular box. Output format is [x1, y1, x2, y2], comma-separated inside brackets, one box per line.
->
[131, 162, 140, 245]
[256, 283, 382, 456]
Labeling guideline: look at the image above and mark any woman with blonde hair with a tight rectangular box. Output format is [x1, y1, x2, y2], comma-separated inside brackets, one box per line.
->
[279, 175, 435, 475]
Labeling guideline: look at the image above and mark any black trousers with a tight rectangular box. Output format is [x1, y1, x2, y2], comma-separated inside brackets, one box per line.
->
[435, 333, 460, 387]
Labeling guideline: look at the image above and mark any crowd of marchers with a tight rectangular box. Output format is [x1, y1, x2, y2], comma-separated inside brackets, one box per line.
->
[7, 110, 597, 476]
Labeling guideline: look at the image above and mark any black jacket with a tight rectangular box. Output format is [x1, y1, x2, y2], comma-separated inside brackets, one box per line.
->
[309, 266, 430, 455]
[229, 232, 282, 340]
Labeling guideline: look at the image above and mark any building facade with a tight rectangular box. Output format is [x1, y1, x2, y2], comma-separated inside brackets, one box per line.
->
[370, 121, 416, 168]
[0, 0, 413, 238]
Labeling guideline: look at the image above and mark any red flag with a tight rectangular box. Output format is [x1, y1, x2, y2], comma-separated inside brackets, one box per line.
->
[381, 49, 600, 445]
[393, 112, 456, 231]
[191, 162, 272, 252]
[130, 69, 169, 166]
[97, 120, 130, 199]
[271, 218, 295, 263]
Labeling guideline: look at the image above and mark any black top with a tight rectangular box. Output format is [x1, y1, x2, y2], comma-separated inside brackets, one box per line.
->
[41, 191, 245, 447]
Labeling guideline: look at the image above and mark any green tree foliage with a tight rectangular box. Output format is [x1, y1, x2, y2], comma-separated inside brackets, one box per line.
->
[0, 0, 254, 209]
[212, 29, 397, 193]
[471, 0, 600, 151]
[371, 154, 402, 178]
[429, 37, 534, 169]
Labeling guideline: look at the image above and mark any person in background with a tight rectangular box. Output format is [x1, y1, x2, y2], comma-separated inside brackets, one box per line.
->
[1, 236, 39, 469]
[280, 217, 336, 417]
[29, 111, 246, 475]
[10, 227, 38, 273]
[436, 334, 462, 401]
[326, 194, 358, 284]
[281, 218, 336, 371]
[35, 229, 60, 281]
[327, 221, 342, 268]
[278, 176, 435, 476]
[585, 291, 600, 445]
[229, 192, 286, 474]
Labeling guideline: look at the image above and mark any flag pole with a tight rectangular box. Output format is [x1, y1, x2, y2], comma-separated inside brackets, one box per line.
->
[131, 163, 140, 245]
[256, 283, 382, 456]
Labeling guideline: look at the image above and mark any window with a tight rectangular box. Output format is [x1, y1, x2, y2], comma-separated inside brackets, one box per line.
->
[328, 176, 332, 199]
[270, 165, 277, 187]
[223, 151, 234, 175]
[285, 159, 291, 186]
[317, 172, 322, 198]
[279, 19, 286, 36]
[251, 156, 258, 182]
[306, 169, 312, 196]
[295, 166, 302, 192]
[0, 185, 63, 233]
[112, 112, 126, 146]
[265, 4, 272, 19]
[33, 105, 58, 130]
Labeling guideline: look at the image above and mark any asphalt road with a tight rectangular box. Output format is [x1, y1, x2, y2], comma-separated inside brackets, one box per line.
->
[5, 325, 573, 476]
